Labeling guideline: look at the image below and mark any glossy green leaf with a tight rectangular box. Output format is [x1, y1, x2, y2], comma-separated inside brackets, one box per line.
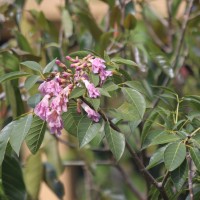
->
[102, 81, 118, 92]
[171, 159, 188, 191]
[0, 122, 15, 166]
[9, 114, 33, 155]
[0, 71, 30, 84]
[111, 57, 138, 67]
[27, 94, 42, 108]
[69, 87, 86, 99]
[24, 152, 43, 199]
[62, 105, 82, 136]
[146, 146, 167, 169]
[190, 147, 200, 171]
[2, 155, 27, 200]
[141, 109, 159, 144]
[98, 88, 111, 97]
[89, 73, 99, 87]
[25, 115, 46, 154]
[105, 123, 125, 161]
[122, 87, 146, 120]
[164, 142, 186, 171]
[85, 97, 100, 111]
[21, 61, 42, 73]
[24, 75, 40, 91]
[43, 58, 57, 73]
[77, 117, 101, 148]
[15, 31, 32, 53]
[150, 131, 180, 146]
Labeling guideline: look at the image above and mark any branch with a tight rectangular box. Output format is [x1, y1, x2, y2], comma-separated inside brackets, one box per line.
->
[81, 97, 169, 200]
[187, 153, 194, 200]
[63, 160, 114, 167]
[172, 0, 194, 69]
[116, 165, 146, 200]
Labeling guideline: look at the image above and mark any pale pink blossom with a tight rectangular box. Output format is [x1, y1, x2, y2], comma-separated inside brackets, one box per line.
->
[46, 110, 63, 135]
[99, 70, 112, 84]
[38, 80, 62, 96]
[81, 102, 100, 122]
[91, 58, 106, 73]
[82, 79, 100, 98]
[50, 84, 72, 114]
[34, 95, 50, 120]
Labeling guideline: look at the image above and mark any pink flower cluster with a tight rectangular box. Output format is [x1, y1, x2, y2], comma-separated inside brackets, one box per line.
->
[34, 54, 113, 135]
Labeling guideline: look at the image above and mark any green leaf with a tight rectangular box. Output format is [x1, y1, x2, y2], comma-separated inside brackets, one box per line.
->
[0, 122, 14, 166]
[62, 105, 82, 136]
[0, 71, 30, 84]
[43, 58, 57, 74]
[150, 131, 180, 146]
[124, 14, 137, 30]
[9, 114, 33, 155]
[98, 88, 111, 97]
[164, 142, 186, 171]
[15, 31, 32, 53]
[27, 94, 42, 108]
[85, 97, 100, 111]
[105, 123, 125, 161]
[77, 117, 101, 148]
[24, 152, 43, 199]
[171, 159, 188, 191]
[69, 87, 86, 99]
[122, 87, 146, 120]
[146, 146, 167, 169]
[111, 57, 138, 67]
[190, 147, 200, 171]
[61, 9, 73, 38]
[25, 115, 46, 154]
[102, 81, 118, 92]
[21, 61, 42, 73]
[24, 75, 40, 91]
[2, 155, 27, 200]
[141, 109, 159, 144]
[89, 73, 99, 87]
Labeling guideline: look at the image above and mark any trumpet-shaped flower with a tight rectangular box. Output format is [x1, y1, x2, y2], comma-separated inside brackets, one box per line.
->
[34, 95, 50, 120]
[81, 102, 100, 122]
[46, 110, 63, 135]
[91, 58, 106, 74]
[39, 80, 62, 96]
[82, 79, 100, 98]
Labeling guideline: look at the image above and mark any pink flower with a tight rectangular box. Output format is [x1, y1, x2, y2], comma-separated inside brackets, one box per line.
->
[46, 110, 63, 135]
[39, 80, 62, 96]
[50, 85, 72, 114]
[34, 95, 50, 120]
[91, 58, 106, 74]
[83, 79, 100, 98]
[99, 70, 112, 84]
[81, 102, 100, 122]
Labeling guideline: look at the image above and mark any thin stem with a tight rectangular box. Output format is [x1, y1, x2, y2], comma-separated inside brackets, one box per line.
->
[187, 153, 194, 200]
[63, 160, 115, 167]
[172, 0, 194, 69]
[116, 165, 146, 200]
[175, 95, 180, 124]
[80, 97, 169, 200]
[190, 127, 200, 137]
[162, 171, 169, 187]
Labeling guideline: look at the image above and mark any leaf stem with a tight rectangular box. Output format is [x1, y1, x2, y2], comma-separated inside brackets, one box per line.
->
[175, 95, 180, 124]
[190, 127, 200, 137]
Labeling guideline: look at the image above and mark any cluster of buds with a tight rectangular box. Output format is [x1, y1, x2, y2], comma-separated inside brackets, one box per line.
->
[34, 54, 112, 135]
